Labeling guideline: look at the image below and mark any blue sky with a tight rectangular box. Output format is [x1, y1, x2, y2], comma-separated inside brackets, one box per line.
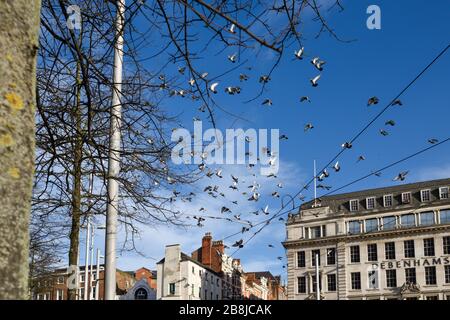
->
[85, 1, 450, 282]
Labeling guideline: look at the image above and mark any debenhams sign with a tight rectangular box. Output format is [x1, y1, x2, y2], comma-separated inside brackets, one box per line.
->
[372, 256, 450, 270]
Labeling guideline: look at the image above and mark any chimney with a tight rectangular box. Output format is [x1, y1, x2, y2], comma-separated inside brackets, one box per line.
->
[201, 232, 212, 266]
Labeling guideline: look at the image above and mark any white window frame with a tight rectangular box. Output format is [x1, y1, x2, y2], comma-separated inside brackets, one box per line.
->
[57, 276, 64, 284]
[56, 289, 64, 300]
[383, 194, 393, 207]
[421, 189, 431, 202]
[80, 274, 85, 283]
[349, 199, 359, 212]
[440, 187, 449, 200]
[402, 192, 411, 204]
[366, 197, 376, 210]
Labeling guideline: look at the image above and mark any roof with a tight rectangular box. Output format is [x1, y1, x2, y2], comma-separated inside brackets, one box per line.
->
[157, 252, 221, 277]
[300, 178, 450, 212]
[245, 271, 277, 281]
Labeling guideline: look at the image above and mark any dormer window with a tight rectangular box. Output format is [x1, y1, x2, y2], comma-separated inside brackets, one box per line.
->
[366, 197, 376, 210]
[421, 189, 431, 202]
[383, 194, 393, 207]
[440, 187, 449, 200]
[402, 192, 411, 204]
[349, 199, 359, 212]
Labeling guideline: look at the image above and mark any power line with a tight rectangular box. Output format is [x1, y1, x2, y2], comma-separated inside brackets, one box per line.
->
[224, 43, 450, 256]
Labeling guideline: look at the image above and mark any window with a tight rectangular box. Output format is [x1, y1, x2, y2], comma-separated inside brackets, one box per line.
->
[297, 277, 306, 293]
[204, 289, 207, 300]
[199, 270, 202, 277]
[57, 276, 64, 284]
[402, 192, 411, 204]
[351, 272, 361, 290]
[348, 221, 361, 234]
[423, 238, 435, 256]
[80, 275, 85, 283]
[445, 266, 450, 284]
[191, 284, 195, 296]
[311, 250, 321, 267]
[135, 288, 148, 300]
[368, 270, 378, 289]
[386, 269, 397, 288]
[420, 211, 435, 226]
[426, 295, 438, 300]
[367, 244, 378, 262]
[192, 266, 195, 274]
[349, 199, 359, 211]
[382, 216, 396, 230]
[440, 187, 449, 200]
[401, 213, 415, 228]
[327, 274, 336, 292]
[311, 275, 322, 292]
[310, 226, 321, 239]
[385, 242, 396, 260]
[366, 197, 376, 209]
[425, 266, 437, 285]
[169, 283, 176, 295]
[327, 248, 336, 265]
[440, 209, 450, 224]
[404, 240, 415, 258]
[297, 251, 305, 268]
[405, 268, 416, 284]
[421, 189, 431, 202]
[383, 194, 393, 207]
[444, 236, 450, 255]
[365, 218, 378, 233]
[198, 287, 201, 298]
[56, 289, 64, 300]
[350, 246, 360, 263]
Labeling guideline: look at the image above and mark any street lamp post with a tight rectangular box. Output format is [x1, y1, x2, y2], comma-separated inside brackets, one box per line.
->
[105, 0, 125, 300]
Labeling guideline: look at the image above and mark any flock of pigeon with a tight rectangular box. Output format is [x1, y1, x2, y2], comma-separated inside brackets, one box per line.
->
[157, 38, 442, 265]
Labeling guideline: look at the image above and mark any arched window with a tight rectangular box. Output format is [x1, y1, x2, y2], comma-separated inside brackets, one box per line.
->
[134, 288, 148, 300]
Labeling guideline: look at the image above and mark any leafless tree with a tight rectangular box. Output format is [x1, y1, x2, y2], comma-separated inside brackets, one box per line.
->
[34, 0, 345, 299]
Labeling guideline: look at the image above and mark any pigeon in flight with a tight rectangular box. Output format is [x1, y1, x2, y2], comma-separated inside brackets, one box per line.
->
[262, 205, 269, 215]
[380, 129, 389, 136]
[200, 72, 208, 79]
[248, 192, 260, 202]
[232, 239, 244, 248]
[391, 99, 402, 106]
[341, 142, 352, 149]
[239, 73, 249, 82]
[393, 171, 409, 181]
[221, 206, 231, 213]
[310, 74, 321, 87]
[228, 53, 237, 63]
[229, 23, 236, 34]
[317, 184, 332, 190]
[259, 75, 271, 83]
[428, 138, 439, 144]
[225, 86, 241, 95]
[311, 57, 325, 71]
[216, 169, 223, 178]
[279, 134, 288, 140]
[357, 155, 366, 162]
[268, 244, 274, 248]
[178, 66, 186, 75]
[367, 96, 379, 106]
[300, 96, 311, 103]
[385, 120, 396, 126]
[209, 82, 219, 93]
[272, 191, 280, 198]
[262, 99, 273, 106]
[332, 161, 340, 172]
[304, 123, 314, 132]
[294, 47, 305, 60]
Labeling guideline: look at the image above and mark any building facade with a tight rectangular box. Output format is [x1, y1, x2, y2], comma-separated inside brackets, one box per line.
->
[284, 178, 450, 300]
[156, 244, 223, 300]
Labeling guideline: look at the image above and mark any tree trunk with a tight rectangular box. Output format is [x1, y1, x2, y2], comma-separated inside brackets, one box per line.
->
[0, 0, 41, 299]
[67, 59, 83, 300]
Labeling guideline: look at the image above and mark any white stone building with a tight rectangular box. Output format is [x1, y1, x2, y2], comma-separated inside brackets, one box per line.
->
[284, 178, 450, 300]
[156, 244, 223, 300]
